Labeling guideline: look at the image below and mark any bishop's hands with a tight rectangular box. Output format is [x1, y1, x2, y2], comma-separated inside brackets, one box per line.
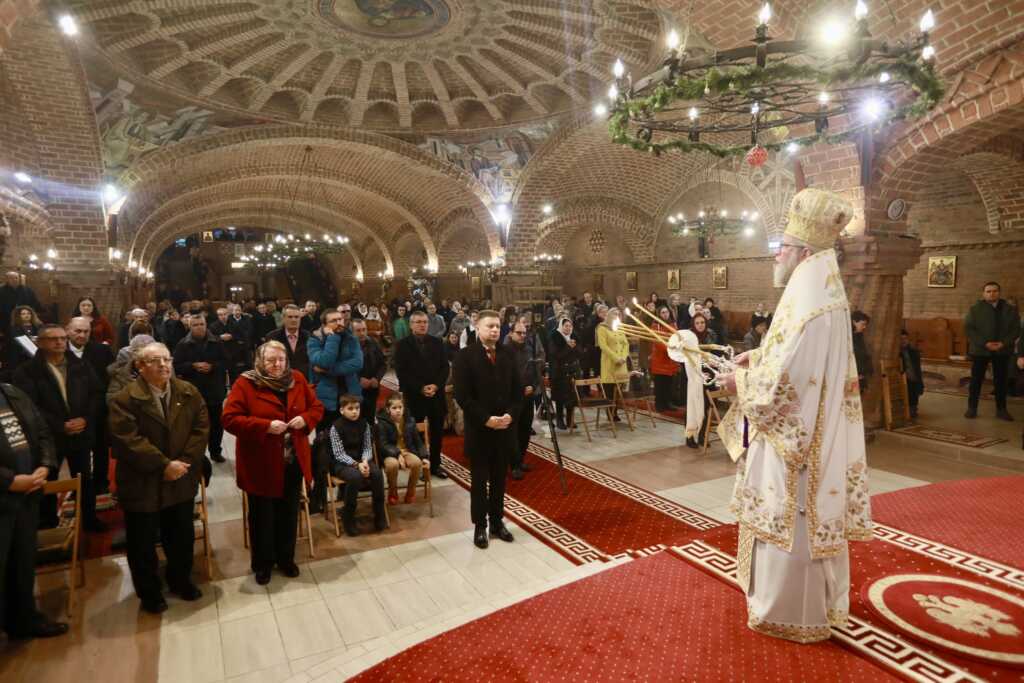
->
[486, 414, 513, 430]
[718, 373, 737, 396]
[733, 351, 752, 368]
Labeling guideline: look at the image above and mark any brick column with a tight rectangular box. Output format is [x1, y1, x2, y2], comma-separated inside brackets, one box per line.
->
[839, 233, 923, 429]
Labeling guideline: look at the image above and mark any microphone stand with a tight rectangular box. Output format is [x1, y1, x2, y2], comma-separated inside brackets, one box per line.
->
[532, 358, 568, 494]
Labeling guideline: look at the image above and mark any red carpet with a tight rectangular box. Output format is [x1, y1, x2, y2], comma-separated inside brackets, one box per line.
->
[441, 436, 720, 562]
[351, 552, 897, 683]
[871, 477, 1024, 570]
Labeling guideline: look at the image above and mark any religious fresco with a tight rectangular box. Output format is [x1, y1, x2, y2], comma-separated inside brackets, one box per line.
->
[419, 121, 559, 205]
[318, 0, 450, 38]
[89, 79, 231, 182]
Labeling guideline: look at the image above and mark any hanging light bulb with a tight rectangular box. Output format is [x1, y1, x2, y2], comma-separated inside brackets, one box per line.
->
[919, 9, 935, 32]
[666, 29, 680, 50]
[751, 101, 760, 115]
[818, 91, 830, 105]
[758, 3, 772, 25]
[854, 1, 868, 20]
[787, 142, 799, 154]
[612, 59, 625, 78]
[593, 103, 608, 116]
[922, 45, 935, 60]
[688, 107, 699, 121]
[879, 71, 891, 83]
[608, 84, 619, 100]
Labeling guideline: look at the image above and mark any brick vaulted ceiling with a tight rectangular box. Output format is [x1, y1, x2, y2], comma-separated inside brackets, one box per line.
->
[70, 0, 665, 131]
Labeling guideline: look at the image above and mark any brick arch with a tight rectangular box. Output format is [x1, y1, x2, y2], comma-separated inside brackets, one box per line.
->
[118, 125, 501, 262]
[507, 116, 706, 266]
[146, 215, 365, 280]
[535, 197, 656, 262]
[955, 151, 1024, 235]
[126, 176, 408, 270]
[438, 226, 490, 274]
[867, 41, 1024, 234]
[140, 205, 385, 274]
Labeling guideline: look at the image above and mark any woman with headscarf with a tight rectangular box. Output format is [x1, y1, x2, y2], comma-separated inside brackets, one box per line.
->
[682, 312, 718, 448]
[222, 340, 324, 585]
[649, 306, 679, 412]
[596, 307, 630, 422]
[548, 317, 581, 430]
[73, 296, 116, 346]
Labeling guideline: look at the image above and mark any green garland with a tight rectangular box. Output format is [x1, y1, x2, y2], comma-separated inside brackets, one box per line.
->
[608, 56, 944, 157]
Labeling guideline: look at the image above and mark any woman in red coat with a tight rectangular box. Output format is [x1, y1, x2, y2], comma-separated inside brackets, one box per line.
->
[222, 340, 324, 585]
[649, 306, 679, 413]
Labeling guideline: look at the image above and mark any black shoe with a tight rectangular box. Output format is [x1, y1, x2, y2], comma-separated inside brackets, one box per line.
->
[308, 496, 324, 515]
[473, 525, 489, 549]
[964, 408, 977, 419]
[343, 515, 360, 537]
[556, 418, 567, 430]
[141, 596, 168, 614]
[996, 410, 1014, 421]
[210, 452, 226, 463]
[490, 523, 514, 543]
[374, 515, 387, 532]
[529, 428, 537, 436]
[612, 414, 623, 423]
[255, 568, 272, 585]
[686, 436, 699, 449]
[278, 561, 300, 578]
[10, 620, 70, 639]
[511, 467, 524, 480]
[431, 468, 449, 480]
[170, 583, 203, 601]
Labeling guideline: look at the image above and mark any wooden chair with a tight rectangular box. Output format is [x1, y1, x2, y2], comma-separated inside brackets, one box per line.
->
[36, 476, 83, 616]
[571, 377, 618, 442]
[415, 420, 434, 518]
[326, 435, 391, 537]
[241, 478, 315, 558]
[702, 387, 731, 454]
[621, 374, 657, 430]
[194, 477, 212, 578]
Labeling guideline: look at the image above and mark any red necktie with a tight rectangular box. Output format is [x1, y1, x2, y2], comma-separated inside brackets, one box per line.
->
[287, 334, 297, 352]
[486, 347, 496, 365]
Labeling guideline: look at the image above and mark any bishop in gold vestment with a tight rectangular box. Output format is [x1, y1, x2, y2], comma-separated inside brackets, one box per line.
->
[718, 188, 873, 643]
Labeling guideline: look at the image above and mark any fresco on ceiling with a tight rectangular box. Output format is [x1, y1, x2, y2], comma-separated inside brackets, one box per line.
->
[319, 0, 450, 38]
[89, 79, 228, 182]
[419, 120, 559, 205]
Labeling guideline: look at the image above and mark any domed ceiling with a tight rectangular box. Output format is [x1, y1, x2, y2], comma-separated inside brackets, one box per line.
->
[72, 0, 666, 131]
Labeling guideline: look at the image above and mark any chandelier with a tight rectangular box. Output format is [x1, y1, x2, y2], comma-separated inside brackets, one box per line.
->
[236, 232, 350, 270]
[606, 2, 943, 161]
[459, 257, 505, 280]
[532, 253, 563, 265]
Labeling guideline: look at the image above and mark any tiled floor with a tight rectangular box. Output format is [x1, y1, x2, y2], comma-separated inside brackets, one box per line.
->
[2, 389, 1019, 682]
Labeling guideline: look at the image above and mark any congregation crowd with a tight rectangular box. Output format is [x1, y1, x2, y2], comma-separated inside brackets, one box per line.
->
[1, 268, 1021, 639]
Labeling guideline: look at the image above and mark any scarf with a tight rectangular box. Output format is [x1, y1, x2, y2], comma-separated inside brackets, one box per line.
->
[557, 317, 574, 343]
[242, 341, 295, 393]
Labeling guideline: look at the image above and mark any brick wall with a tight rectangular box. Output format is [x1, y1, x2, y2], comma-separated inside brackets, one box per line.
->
[0, 0, 38, 57]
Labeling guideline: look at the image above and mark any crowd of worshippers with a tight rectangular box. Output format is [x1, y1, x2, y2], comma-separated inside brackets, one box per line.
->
[3, 271, 1022, 637]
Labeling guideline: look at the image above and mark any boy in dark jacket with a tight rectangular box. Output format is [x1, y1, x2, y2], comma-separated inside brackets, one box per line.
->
[899, 330, 925, 419]
[327, 395, 384, 536]
[377, 394, 424, 506]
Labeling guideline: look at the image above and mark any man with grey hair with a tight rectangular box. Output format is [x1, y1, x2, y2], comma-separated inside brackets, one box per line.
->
[109, 342, 210, 614]
[426, 302, 446, 339]
[118, 307, 151, 348]
[67, 317, 115, 492]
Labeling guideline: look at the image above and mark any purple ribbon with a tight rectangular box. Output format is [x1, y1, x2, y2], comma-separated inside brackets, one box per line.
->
[743, 417, 749, 448]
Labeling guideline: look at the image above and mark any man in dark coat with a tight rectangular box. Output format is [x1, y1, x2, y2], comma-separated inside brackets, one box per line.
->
[393, 310, 449, 478]
[0, 381, 68, 640]
[964, 281, 1018, 420]
[67, 317, 115, 492]
[352, 318, 386, 424]
[265, 304, 311, 377]
[252, 302, 277, 342]
[899, 330, 925, 419]
[210, 304, 252, 385]
[172, 314, 227, 465]
[108, 342, 210, 614]
[300, 300, 320, 333]
[453, 310, 522, 549]
[13, 324, 103, 531]
[504, 320, 541, 480]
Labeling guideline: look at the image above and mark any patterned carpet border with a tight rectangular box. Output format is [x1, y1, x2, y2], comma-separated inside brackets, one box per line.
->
[526, 441, 721, 532]
[890, 425, 1006, 449]
[671, 541, 985, 683]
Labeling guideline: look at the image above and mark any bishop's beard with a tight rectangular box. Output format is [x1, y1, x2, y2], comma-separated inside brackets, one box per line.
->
[773, 260, 797, 288]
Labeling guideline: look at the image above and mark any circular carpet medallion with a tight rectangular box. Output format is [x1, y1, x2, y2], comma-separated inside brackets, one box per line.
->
[863, 574, 1024, 668]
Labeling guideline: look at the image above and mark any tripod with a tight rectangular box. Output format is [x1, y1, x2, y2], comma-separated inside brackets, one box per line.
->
[535, 368, 569, 495]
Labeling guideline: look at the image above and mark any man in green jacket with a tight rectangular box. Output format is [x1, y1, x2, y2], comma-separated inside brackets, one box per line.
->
[964, 282, 1018, 421]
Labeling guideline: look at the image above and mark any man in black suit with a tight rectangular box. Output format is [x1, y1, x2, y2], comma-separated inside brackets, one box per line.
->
[453, 310, 522, 549]
[172, 314, 226, 468]
[352, 318, 386, 424]
[252, 301, 277, 341]
[67, 317, 115, 493]
[393, 310, 449, 479]
[265, 304, 310, 377]
[300, 300, 319, 333]
[212, 304, 253, 385]
[13, 324, 103, 531]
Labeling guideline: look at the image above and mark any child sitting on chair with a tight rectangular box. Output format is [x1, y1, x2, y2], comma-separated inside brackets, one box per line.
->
[328, 395, 386, 536]
[377, 394, 425, 505]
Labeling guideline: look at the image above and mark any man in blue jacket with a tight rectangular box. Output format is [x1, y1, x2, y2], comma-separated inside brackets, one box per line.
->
[307, 308, 363, 512]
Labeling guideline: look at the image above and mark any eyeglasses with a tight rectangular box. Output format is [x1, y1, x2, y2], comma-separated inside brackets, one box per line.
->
[143, 357, 173, 366]
[771, 242, 803, 254]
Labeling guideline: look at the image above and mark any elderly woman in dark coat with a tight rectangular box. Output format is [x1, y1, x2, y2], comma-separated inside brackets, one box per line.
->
[222, 340, 323, 585]
[548, 317, 582, 430]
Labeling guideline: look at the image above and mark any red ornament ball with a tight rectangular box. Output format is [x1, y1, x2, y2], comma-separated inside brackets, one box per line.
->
[746, 145, 768, 167]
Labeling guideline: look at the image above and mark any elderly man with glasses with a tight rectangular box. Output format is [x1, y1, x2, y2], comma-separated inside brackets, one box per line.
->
[109, 342, 210, 614]
[14, 324, 104, 532]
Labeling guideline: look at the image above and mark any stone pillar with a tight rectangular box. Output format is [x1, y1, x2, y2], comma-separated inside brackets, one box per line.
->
[839, 233, 922, 429]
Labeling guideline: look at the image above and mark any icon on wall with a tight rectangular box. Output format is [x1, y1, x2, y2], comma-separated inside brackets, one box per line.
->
[926, 256, 956, 288]
[712, 266, 728, 289]
[201, 230, 214, 243]
[666, 269, 680, 291]
[625, 271, 638, 292]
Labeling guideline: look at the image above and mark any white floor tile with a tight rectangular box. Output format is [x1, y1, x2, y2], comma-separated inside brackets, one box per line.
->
[325, 587, 395, 646]
[275, 600, 344, 660]
[161, 586, 220, 633]
[226, 662, 293, 683]
[266, 571, 322, 610]
[415, 568, 482, 612]
[159, 621, 224, 683]
[456, 560, 516, 595]
[372, 578, 442, 629]
[308, 555, 369, 598]
[390, 539, 454, 576]
[352, 546, 413, 587]
[216, 575, 273, 623]
[220, 611, 288, 679]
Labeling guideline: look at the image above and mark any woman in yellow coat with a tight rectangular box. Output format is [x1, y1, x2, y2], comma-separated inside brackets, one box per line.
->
[596, 307, 630, 422]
